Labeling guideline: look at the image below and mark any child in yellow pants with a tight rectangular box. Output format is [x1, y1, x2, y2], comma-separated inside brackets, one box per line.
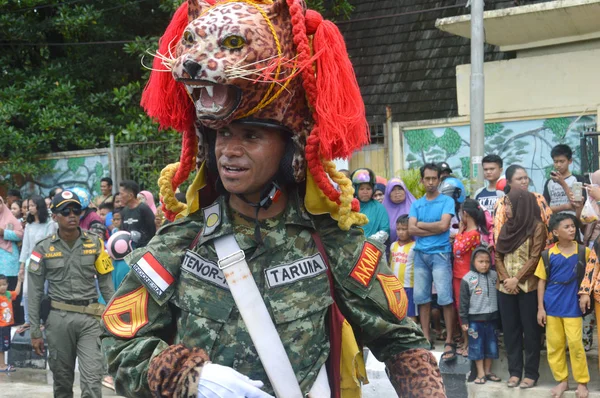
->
[536, 214, 592, 398]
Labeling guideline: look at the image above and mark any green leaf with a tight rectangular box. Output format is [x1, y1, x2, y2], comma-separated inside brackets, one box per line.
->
[67, 158, 85, 173]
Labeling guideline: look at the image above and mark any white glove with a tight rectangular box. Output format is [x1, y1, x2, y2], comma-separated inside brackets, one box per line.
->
[369, 231, 389, 244]
[197, 363, 274, 398]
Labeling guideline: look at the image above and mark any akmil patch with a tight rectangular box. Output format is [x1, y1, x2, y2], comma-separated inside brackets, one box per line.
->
[265, 253, 327, 288]
[182, 250, 228, 290]
[377, 274, 407, 321]
[103, 286, 149, 338]
[349, 242, 382, 287]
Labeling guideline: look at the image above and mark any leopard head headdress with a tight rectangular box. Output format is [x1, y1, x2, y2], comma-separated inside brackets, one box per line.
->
[143, 0, 369, 230]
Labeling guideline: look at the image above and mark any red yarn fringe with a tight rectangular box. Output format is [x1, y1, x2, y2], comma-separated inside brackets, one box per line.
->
[140, 2, 194, 133]
[312, 19, 369, 160]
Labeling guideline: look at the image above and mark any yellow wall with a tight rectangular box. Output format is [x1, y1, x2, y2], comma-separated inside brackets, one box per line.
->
[456, 49, 600, 117]
[349, 146, 387, 177]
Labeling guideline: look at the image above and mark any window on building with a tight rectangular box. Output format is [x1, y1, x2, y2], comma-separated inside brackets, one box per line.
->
[369, 124, 385, 145]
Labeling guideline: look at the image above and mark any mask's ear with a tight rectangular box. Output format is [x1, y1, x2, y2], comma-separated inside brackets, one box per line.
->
[266, 0, 288, 19]
[188, 0, 216, 21]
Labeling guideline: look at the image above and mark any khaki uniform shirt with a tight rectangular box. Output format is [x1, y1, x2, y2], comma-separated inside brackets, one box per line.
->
[27, 229, 115, 339]
[101, 192, 428, 397]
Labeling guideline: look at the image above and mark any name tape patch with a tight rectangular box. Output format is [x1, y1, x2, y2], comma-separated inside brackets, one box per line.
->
[182, 250, 229, 290]
[132, 252, 175, 297]
[350, 242, 382, 287]
[265, 253, 327, 288]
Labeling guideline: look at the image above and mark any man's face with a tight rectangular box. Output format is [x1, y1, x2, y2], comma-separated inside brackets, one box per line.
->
[215, 124, 286, 200]
[114, 194, 123, 208]
[483, 162, 502, 183]
[553, 155, 572, 175]
[55, 205, 81, 231]
[422, 169, 440, 193]
[118, 187, 134, 206]
[6, 195, 17, 207]
[99, 208, 109, 223]
[101, 181, 112, 196]
[553, 218, 576, 242]
[112, 214, 122, 229]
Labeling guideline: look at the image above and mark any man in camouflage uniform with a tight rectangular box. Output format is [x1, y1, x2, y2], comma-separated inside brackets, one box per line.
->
[101, 0, 445, 397]
[28, 190, 114, 398]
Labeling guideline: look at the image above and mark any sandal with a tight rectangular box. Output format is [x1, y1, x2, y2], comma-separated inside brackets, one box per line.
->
[474, 377, 486, 385]
[507, 377, 521, 388]
[441, 343, 457, 362]
[520, 378, 537, 389]
[485, 373, 501, 382]
[0, 365, 16, 373]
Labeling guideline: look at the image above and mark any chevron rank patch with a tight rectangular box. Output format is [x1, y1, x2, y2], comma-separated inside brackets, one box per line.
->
[103, 286, 149, 338]
[349, 242, 382, 287]
[377, 274, 407, 321]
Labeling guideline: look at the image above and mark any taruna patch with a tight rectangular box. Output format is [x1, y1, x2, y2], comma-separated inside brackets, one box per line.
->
[182, 250, 228, 290]
[265, 253, 327, 288]
[132, 252, 174, 296]
[350, 242, 382, 287]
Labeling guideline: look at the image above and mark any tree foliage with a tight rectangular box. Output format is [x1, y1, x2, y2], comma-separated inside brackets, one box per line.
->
[0, 0, 351, 189]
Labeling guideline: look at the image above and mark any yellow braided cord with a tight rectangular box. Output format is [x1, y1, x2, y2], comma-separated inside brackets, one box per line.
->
[200, 0, 290, 118]
[324, 160, 368, 230]
[158, 163, 187, 215]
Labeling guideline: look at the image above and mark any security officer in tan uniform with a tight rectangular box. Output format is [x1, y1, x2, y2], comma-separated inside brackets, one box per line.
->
[28, 190, 115, 398]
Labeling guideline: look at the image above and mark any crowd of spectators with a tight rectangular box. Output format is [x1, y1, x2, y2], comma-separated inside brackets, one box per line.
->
[346, 143, 600, 395]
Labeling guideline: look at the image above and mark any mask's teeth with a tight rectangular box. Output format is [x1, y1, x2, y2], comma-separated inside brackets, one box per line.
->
[205, 86, 214, 98]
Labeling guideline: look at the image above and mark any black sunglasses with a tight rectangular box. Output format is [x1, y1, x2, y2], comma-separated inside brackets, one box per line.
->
[59, 207, 82, 217]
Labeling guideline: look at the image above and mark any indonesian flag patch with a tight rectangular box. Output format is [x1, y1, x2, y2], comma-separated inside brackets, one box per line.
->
[131, 252, 174, 297]
[29, 251, 42, 272]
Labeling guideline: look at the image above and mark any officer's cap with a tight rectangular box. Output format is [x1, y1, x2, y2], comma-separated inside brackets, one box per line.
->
[50, 190, 82, 214]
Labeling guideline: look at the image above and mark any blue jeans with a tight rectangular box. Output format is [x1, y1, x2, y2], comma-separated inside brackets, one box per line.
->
[468, 320, 499, 361]
[413, 251, 453, 306]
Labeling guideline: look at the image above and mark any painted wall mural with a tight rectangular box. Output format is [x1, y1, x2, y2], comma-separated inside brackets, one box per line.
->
[18, 152, 110, 199]
[403, 116, 596, 193]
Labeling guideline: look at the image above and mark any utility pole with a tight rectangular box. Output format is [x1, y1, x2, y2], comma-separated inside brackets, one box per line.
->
[470, 0, 485, 188]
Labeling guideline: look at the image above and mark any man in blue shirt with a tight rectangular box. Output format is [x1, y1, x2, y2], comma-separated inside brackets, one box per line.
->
[409, 163, 457, 361]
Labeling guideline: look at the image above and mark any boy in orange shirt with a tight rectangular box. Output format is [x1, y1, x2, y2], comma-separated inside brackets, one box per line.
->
[0, 273, 23, 372]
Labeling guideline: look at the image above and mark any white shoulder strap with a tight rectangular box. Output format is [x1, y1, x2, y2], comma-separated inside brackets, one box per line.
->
[213, 235, 303, 398]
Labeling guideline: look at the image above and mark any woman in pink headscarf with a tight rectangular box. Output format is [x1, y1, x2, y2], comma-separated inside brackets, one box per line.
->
[0, 195, 24, 323]
[383, 177, 416, 244]
[137, 191, 157, 215]
[584, 170, 600, 247]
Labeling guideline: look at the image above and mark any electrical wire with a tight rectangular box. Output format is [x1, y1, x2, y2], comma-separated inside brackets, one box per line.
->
[6, 0, 93, 13]
[0, 1, 500, 47]
[335, 4, 466, 25]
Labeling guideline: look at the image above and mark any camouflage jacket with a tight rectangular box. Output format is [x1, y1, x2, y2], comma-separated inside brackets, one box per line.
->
[101, 191, 429, 397]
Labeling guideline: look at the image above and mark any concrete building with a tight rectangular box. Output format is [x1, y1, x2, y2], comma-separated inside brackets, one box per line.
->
[342, 0, 599, 191]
